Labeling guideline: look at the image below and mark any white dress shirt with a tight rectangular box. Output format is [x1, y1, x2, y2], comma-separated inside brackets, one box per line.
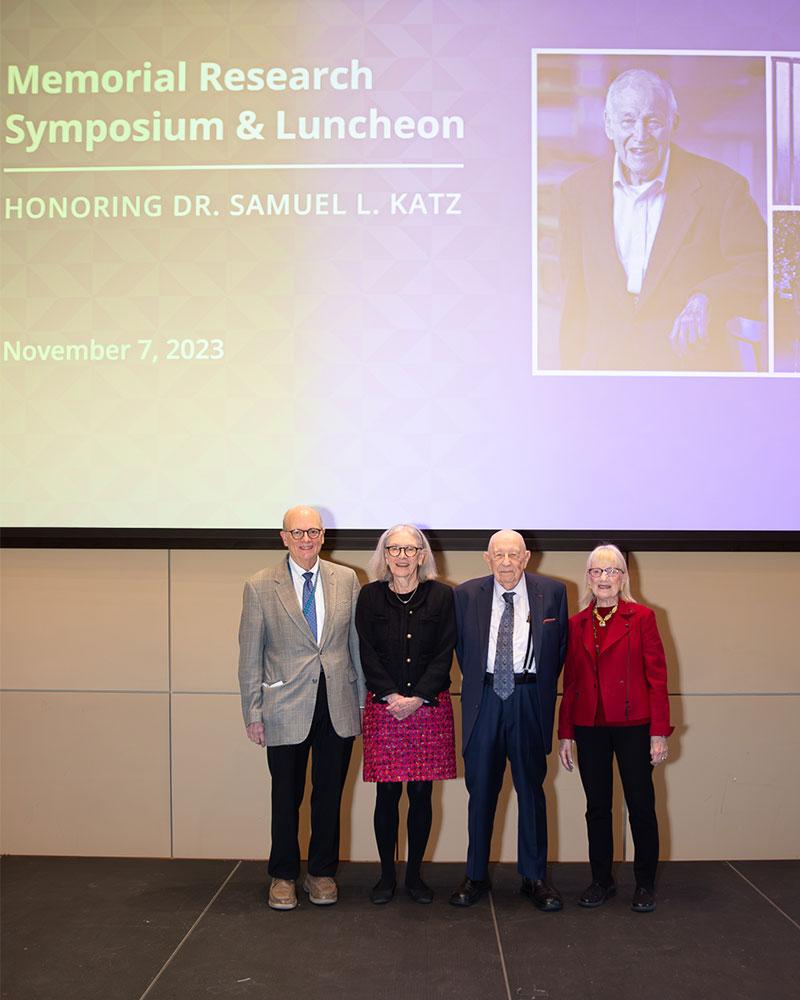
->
[486, 577, 535, 674]
[288, 556, 326, 641]
[612, 149, 670, 295]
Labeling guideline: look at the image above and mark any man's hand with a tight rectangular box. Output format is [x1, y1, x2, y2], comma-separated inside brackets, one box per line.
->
[246, 722, 265, 747]
[386, 693, 423, 721]
[669, 292, 709, 357]
[558, 738, 574, 772]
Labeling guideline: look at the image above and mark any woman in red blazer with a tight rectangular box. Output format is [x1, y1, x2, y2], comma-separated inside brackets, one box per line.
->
[558, 544, 672, 913]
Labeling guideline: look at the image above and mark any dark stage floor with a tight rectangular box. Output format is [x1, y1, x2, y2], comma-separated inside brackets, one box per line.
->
[2, 858, 798, 1000]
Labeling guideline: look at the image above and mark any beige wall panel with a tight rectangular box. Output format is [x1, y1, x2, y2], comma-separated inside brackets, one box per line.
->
[171, 692, 377, 861]
[646, 694, 800, 860]
[630, 551, 799, 693]
[171, 692, 270, 859]
[0, 548, 168, 691]
[424, 768, 469, 863]
[0, 691, 170, 856]
[339, 741, 378, 863]
[171, 550, 283, 693]
[170, 549, 374, 693]
[321, 550, 371, 576]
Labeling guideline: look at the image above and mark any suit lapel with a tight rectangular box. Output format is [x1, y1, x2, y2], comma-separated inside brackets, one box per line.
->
[525, 574, 544, 666]
[477, 577, 493, 662]
[318, 562, 336, 649]
[601, 601, 634, 653]
[275, 559, 316, 643]
[640, 146, 701, 304]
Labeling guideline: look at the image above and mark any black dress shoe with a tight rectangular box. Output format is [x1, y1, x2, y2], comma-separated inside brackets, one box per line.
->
[449, 876, 489, 907]
[521, 878, 563, 912]
[370, 879, 396, 904]
[405, 879, 434, 904]
[578, 881, 616, 908]
[631, 886, 656, 913]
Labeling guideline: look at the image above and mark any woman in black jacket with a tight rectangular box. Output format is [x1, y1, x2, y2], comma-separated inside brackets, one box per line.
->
[356, 524, 456, 904]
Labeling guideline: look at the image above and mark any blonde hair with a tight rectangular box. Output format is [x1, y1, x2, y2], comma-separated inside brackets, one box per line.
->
[579, 544, 635, 610]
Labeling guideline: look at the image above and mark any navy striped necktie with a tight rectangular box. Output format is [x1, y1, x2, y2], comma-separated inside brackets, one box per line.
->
[302, 571, 318, 641]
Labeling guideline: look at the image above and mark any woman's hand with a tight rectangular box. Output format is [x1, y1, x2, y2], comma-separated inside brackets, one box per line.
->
[558, 738, 574, 772]
[387, 694, 423, 721]
[650, 735, 669, 766]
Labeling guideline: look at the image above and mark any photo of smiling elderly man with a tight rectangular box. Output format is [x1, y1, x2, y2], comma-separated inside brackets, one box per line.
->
[536, 56, 768, 373]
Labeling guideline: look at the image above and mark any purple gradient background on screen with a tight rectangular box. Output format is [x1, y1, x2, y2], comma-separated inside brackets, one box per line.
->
[290, 0, 799, 530]
[1, 0, 798, 530]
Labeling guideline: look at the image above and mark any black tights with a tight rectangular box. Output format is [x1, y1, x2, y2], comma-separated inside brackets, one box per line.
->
[374, 781, 433, 887]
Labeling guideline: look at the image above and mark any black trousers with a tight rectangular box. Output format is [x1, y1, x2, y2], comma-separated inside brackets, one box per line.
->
[574, 724, 659, 890]
[266, 673, 354, 880]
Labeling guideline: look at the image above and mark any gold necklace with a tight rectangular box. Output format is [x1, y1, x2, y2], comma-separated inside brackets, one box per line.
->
[391, 582, 419, 605]
[592, 603, 618, 628]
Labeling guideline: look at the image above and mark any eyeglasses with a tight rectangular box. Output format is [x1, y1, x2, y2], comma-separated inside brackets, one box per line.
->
[285, 528, 323, 540]
[588, 567, 624, 579]
[386, 545, 422, 558]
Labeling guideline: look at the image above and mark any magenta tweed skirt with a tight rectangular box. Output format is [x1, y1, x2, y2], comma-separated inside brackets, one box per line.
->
[362, 690, 457, 782]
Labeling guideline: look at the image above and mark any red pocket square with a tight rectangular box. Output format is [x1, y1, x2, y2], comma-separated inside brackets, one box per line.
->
[543, 617, 558, 624]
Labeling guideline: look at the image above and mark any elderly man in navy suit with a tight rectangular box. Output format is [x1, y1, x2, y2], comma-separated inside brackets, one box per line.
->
[449, 531, 568, 910]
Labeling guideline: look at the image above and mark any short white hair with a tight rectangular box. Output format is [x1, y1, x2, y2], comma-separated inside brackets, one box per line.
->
[579, 544, 635, 610]
[486, 529, 528, 555]
[367, 524, 437, 583]
[605, 68, 678, 124]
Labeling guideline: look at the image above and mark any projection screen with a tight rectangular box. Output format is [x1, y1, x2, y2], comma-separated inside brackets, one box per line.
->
[1, 1, 798, 534]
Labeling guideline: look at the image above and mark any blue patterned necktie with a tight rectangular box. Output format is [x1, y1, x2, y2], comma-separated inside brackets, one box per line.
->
[302, 571, 318, 641]
[493, 591, 515, 700]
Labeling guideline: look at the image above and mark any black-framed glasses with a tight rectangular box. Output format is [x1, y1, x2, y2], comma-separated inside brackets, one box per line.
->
[285, 527, 323, 540]
[385, 545, 422, 557]
[588, 567, 623, 579]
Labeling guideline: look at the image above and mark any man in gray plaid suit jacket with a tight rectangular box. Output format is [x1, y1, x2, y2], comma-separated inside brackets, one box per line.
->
[238, 505, 365, 910]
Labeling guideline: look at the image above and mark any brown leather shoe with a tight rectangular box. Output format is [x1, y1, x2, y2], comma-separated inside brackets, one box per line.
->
[303, 874, 338, 905]
[268, 878, 297, 910]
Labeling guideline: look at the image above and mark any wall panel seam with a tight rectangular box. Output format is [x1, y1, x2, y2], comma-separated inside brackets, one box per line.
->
[0, 688, 170, 694]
